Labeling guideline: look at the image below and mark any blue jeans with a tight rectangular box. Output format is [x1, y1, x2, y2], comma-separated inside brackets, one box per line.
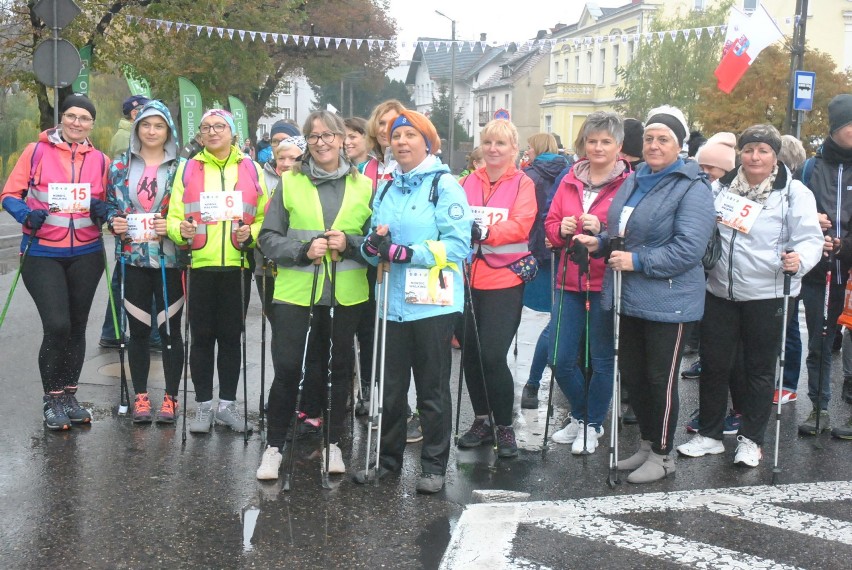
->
[100, 252, 161, 344]
[526, 319, 551, 387]
[801, 280, 844, 409]
[781, 296, 801, 391]
[549, 290, 614, 427]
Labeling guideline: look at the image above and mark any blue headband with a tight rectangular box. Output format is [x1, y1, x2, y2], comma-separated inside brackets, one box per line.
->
[390, 114, 431, 152]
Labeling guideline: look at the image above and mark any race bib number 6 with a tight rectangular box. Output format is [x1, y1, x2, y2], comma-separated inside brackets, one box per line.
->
[48, 183, 91, 214]
[200, 191, 243, 223]
[470, 206, 509, 229]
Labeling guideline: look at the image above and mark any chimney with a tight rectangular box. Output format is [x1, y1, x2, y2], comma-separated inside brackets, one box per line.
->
[535, 29, 547, 40]
[480, 33, 487, 42]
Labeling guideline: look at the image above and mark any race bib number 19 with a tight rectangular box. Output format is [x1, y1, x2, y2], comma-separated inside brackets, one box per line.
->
[48, 183, 91, 214]
[200, 191, 243, 223]
[126, 213, 158, 243]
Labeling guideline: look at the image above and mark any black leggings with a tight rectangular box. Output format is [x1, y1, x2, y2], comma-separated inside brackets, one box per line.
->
[21, 251, 104, 393]
[188, 268, 250, 402]
[123, 265, 184, 396]
[463, 284, 524, 426]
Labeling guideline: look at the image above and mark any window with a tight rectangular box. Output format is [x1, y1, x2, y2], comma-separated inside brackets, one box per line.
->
[282, 81, 292, 94]
[586, 51, 593, 82]
[504, 94, 509, 109]
[282, 108, 291, 120]
[694, 0, 705, 10]
[544, 115, 552, 133]
[599, 48, 606, 85]
[554, 60, 560, 81]
[574, 55, 581, 82]
[743, 0, 758, 12]
[612, 44, 620, 83]
[491, 96, 496, 113]
[501, 66, 510, 79]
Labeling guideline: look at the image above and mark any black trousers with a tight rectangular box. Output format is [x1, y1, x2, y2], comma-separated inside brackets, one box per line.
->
[377, 313, 455, 475]
[620, 315, 693, 455]
[266, 302, 362, 448]
[699, 293, 782, 445]
[22, 251, 104, 392]
[463, 284, 524, 426]
[123, 265, 184, 396]
[188, 268, 250, 402]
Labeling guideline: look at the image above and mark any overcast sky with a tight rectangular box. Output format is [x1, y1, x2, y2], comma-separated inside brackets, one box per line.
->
[386, 0, 628, 44]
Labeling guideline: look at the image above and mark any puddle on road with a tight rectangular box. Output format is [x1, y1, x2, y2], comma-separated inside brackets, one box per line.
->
[241, 506, 261, 552]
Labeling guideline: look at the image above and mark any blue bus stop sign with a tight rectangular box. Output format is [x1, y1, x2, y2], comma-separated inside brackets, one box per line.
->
[794, 71, 815, 111]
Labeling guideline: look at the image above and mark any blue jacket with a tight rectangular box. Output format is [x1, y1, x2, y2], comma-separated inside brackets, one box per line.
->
[362, 156, 473, 322]
[599, 159, 715, 323]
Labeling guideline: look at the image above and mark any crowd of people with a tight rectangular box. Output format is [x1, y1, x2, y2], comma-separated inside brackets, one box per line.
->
[2, 89, 851, 494]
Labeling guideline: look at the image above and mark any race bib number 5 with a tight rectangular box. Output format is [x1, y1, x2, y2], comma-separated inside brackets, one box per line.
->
[48, 183, 91, 214]
[200, 191, 243, 223]
[715, 192, 763, 234]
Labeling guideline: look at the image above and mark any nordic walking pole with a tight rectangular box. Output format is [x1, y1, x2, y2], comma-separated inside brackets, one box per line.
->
[814, 246, 835, 449]
[544, 242, 571, 450]
[182, 217, 194, 444]
[773, 247, 795, 484]
[238, 220, 249, 444]
[158, 232, 172, 352]
[283, 256, 322, 492]
[365, 260, 388, 478]
[260, 257, 268, 436]
[371, 260, 392, 484]
[0, 233, 34, 331]
[575, 243, 592, 455]
[352, 334, 361, 439]
[116, 240, 131, 414]
[607, 237, 625, 487]
[322, 251, 338, 490]
[463, 265, 499, 451]
[453, 262, 469, 445]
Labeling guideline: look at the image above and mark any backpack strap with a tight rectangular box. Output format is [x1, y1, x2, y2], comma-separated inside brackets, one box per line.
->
[378, 173, 444, 207]
[802, 157, 815, 187]
[27, 142, 45, 196]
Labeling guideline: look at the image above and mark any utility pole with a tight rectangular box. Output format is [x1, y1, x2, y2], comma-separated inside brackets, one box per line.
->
[784, 0, 809, 137]
[436, 10, 456, 170]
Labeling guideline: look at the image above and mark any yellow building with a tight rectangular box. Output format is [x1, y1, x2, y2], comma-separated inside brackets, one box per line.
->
[540, 1, 851, 153]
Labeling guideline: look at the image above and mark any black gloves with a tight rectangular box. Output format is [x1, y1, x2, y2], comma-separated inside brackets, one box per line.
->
[89, 198, 109, 224]
[25, 209, 49, 231]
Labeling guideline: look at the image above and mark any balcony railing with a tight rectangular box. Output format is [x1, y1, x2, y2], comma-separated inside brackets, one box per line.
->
[542, 82, 597, 99]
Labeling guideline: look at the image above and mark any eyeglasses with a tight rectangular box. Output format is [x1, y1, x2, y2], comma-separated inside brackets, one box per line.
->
[63, 113, 94, 125]
[306, 132, 336, 145]
[199, 123, 229, 134]
[271, 137, 289, 146]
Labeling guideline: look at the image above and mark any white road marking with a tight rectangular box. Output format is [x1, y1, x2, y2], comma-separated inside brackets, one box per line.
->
[440, 481, 852, 569]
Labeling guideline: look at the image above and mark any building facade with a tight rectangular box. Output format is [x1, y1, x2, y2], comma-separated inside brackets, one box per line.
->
[256, 75, 314, 139]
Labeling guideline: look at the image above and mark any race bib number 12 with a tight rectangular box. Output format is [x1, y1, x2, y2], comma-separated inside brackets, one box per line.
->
[470, 206, 509, 229]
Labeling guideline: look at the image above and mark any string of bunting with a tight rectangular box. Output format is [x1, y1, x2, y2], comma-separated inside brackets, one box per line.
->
[126, 15, 791, 53]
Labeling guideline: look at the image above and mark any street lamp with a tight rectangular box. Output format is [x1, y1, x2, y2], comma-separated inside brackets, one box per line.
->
[435, 10, 456, 170]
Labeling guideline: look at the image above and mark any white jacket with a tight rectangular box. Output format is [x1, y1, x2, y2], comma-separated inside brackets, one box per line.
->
[706, 164, 823, 301]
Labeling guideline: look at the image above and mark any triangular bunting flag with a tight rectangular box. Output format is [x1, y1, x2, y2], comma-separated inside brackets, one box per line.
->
[206, 26, 213, 36]
[226, 29, 234, 39]
[669, 30, 677, 41]
[292, 34, 299, 44]
[280, 34, 288, 44]
[176, 22, 183, 32]
[248, 31, 256, 41]
[323, 37, 332, 47]
[378, 39, 386, 49]
[313, 36, 320, 47]
[656, 32, 665, 41]
[356, 39, 364, 49]
[367, 39, 375, 49]
[346, 38, 352, 49]
[260, 32, 267, 42]
[216, 27, 224, 38]
[694, 28, 702, 39]
[706, 27, 715, 38]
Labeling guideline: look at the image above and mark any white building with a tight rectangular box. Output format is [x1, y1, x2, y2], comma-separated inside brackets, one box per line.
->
[256, 75, 315, 138]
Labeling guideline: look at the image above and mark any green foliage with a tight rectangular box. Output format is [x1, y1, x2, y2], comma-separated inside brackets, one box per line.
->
[429, 83, 472, 147]
[311, 77, 415, 118]
[615, 1, 731, 126]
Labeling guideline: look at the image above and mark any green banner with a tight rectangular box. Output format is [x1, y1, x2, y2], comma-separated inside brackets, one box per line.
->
[71, 45, 92, 95]
[178, 77, 203, 145]
[227, 96, 249, 146]
[122, 65, 151, 98]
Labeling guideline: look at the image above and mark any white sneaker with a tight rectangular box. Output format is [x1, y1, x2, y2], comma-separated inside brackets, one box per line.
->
[322, 443, 346, 474]
[734, 435, 762, 467]
[677, 434, 725, 457]
[256, 446, 283, 480]
[571, 424, 604, 455]
[551, 416, 580, 444]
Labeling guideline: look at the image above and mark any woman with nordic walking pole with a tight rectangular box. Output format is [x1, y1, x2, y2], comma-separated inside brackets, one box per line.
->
[677, 124, 823, 469]
[166, 109, 268, 435]
[104, 100, 186, 424]
[544, 112, 631, 455]
[1, 95, 109, 430]
[351, 110, 472, 493]
[255, 110, 372, 483]
[575, 106, 716, 483]
[457, 119, 537, 459]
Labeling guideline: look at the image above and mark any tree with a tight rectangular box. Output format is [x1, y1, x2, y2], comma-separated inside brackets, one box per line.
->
[694, 45, 852, 150]
[311, 77, 414, 118]
[429, 83, 471, 147]
[615, 1, 732, 126]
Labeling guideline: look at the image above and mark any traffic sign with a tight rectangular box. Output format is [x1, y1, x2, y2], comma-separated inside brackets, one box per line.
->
[794, 71, 815, 111]
[494, 108, 510, 120]
[32, 39, 82, 88]
[33, 0, 81, 30]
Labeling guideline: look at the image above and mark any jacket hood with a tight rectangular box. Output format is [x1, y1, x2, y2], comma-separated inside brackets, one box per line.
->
[195, 145, 249, 167]
[392, 154, 450, 187]
[526, 154, 569, 179]
[40, 127, 96, 151]
[129, 101, 179, 162]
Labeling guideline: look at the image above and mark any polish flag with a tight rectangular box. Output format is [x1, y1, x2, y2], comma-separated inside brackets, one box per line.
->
[714, 5, 783, 94]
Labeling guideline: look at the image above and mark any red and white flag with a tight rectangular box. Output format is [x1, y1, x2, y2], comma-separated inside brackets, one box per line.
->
[714, 5, 783, 94]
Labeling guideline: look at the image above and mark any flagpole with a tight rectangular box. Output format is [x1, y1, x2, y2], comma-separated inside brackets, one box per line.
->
[784, 0, 809, 136]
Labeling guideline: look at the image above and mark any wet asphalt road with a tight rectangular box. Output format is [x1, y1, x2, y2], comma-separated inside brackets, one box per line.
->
[0, 251, 850, 569]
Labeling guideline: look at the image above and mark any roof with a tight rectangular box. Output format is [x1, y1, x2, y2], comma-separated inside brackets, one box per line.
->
[405, 38, 506, 85]
[473, 46, 548, 93]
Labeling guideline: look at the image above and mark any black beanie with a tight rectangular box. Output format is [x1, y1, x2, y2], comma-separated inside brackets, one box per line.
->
[829, 94, 852, 134]
[622, 118, 644, 158]
[59, 94, 96, 120]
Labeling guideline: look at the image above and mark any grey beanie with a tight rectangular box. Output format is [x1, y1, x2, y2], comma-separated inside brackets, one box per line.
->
[829, 94, 852, 133]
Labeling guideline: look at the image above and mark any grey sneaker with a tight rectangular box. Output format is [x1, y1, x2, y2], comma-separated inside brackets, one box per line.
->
[416, 472, 445, 494]
[520, 383, 539, 409]
[189, 402, 214, 434]
[406, 412, 423, 443]
[215, 401, 255, 433]
[798, 409, 830, 436]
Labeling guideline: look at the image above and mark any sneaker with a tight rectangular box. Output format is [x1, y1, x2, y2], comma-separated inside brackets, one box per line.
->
[406, 413, 423, 443]
[677, 434, 725, 457]
[98, 336, 126, 349]
[622, 404, 638, 425]
[322, 443, 346, 474]
[148, 340, 163, 352]
[685, 409, 700, 433]
[842, 377, 852, 404]
[773, 389, 798, 405]
[215, 401, 255, 433]
[681, 360, 701, 379]
[156, 395, 179, 424]
[61, 387, 91, 424]
[132, 393, 153, 423]
[571, 423, 603, 455]
[520, 383, 539, 409]
[683, 343, 699, 356]
[256, 446, 283, 480]
[496, 425, 518, 458]
[451, 335, 461, 350]
[457, 418, 494, 448]
[298, 416, 322, 437]
[551, 416, 580, 444]
[43, 393, 72, 431]
[831, 416, 852, 440]
[798, 409, 830, 435]
[626, 452, 676, 484]
[189, 402, 214, 434]
[352, 464, 394, 484]
[733, 435, 762, 467]
[723, 409, 742, 435]
[416, 472, 445, 494]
